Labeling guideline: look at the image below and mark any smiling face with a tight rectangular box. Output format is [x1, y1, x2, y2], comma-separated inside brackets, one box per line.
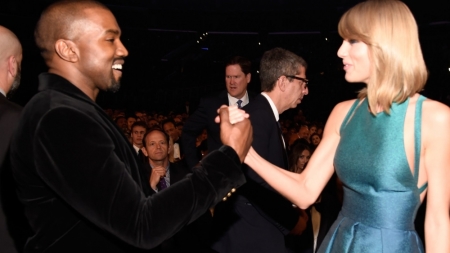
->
[225, 64, 250, 99]
[73, 8, 128, 93]
[337, 39, 371, 84]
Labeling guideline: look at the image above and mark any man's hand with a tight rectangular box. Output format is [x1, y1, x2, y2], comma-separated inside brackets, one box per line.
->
[149, 166, 166, 191]
[215, 105, 252, 163]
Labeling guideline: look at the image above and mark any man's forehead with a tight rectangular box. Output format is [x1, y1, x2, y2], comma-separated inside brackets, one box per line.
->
[133, 126, 146, 131]
[226, 64, 244, 73]
[78, 7, 120, 35]
[147, 130, 165, 138]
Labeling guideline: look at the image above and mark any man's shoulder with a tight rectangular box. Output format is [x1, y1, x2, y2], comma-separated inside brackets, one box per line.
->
[244, 94, 267, 110]
[0, 96, 22, 117]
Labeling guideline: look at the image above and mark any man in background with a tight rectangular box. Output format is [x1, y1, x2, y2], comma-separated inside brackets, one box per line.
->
[0, 25, 30, 253]
[212, 48, 309, 253]
[182, 56, 255, 169]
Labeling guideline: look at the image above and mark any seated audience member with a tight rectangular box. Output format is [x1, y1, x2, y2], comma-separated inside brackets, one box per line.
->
[135, 111, 147, 123]
[141, 128, 213, 252]
[147, 118, 159, 129]
[309, 133, 321, 153]
[298, 124, 310, 141]
[289, 142, 311, 174]
[175, 122, 183, 139]
[161, 119, 182, 161]
[286, 141, 340, 253]
[308, 123, 317, 137]
[115, 115, 127, 132]
[130, 121, 147, 160]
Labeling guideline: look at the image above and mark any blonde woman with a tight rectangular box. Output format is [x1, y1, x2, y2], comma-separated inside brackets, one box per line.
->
[240, 0, 450, 252]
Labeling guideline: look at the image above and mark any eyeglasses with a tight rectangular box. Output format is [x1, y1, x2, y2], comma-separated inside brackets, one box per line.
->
[285, 75, 309, 86]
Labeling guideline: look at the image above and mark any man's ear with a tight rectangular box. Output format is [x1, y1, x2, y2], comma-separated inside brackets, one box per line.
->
[7, 55, 18, 77]
[168, 143, 173, 155]
[246, 73, 251, 83]
[54, 39, 79, 63]
[141, 147, 148, 157]
[277, 76, 287, 92]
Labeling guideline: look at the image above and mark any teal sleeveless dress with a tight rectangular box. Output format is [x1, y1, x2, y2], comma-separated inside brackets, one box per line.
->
[318, 96, 427, 253]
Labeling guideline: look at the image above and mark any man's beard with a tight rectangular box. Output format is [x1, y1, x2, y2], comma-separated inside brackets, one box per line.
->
[7, 65, 21, 98]
[107, 71, 121, 93]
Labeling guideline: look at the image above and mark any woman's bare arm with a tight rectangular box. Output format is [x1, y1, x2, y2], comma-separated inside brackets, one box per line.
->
[244, 99, 356, 209]
[423, 100, 450, 253]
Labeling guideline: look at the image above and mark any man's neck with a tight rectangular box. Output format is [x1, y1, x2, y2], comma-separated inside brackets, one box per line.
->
[149, 159, 169, 169]
[262, 92, 282, 117]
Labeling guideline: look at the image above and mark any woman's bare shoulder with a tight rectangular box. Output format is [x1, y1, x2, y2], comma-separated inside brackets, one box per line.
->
[422, 98, 450, 124]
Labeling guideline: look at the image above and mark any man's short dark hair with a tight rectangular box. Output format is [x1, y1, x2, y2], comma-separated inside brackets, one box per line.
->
[35, 0, 109, 61]
[115, 115, 125, 123]
[160, 119, 175, 129]
[225, 56, 252, 75]
[131, 121, 147, 132]
[126, 115, 137, 121]
[142, 128, 170, 147]
[259, 47, 307, 92]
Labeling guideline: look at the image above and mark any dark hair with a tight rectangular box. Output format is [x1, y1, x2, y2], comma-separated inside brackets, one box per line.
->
[126, 115, 137, 120]
[309, 133, 321, 152]
[35, 0, 109, 61]
[225, 56, 252, 75]
[288, 141, 311, 173]
[131, 121, 147, 132]
[160, 119, 175, 129]
[259, 47, 307, 92]
[142, 128, 170, 147]
[115, 115, 125, 123]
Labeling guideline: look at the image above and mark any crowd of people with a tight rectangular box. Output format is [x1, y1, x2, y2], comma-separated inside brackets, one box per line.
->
[1, 0, 449, 253]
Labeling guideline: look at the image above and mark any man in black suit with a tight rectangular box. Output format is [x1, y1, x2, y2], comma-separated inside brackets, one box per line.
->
[0, 25, 28, 253]
[211, 47, 309, 253]
[182, 56, 255, 169]
[9, 1, 252, 252]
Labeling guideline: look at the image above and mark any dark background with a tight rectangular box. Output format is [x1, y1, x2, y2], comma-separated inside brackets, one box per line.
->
[1, 0, 449, 122]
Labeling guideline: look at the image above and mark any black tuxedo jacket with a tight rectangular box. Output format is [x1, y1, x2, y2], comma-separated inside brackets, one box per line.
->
[0, 94, 30, 253]
[10, 73, 246, 253]
[182, 90, 256, 169]
[212, 94, 300, 253]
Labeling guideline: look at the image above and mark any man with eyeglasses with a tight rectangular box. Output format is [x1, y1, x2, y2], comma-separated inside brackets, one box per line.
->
[211, 47, 309, 253]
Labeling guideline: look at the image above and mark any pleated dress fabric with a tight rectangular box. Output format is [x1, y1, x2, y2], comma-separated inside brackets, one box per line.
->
[318, 96, 427, 253]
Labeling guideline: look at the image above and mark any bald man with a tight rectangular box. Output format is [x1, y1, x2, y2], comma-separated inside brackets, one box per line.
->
[9, 1, 251, 252]
[0, 25, 22, 168]
[0, 25, 28, 253]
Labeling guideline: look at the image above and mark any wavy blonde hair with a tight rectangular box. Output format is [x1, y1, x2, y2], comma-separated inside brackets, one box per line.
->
[338, 0, 427, 114]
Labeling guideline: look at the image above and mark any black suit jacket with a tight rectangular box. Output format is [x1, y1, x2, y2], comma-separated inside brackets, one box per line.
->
[0, 94, 21, 166]
[142, 162, 213, 253]
[0, 94, 30, 253]
[212, 94, 300, 253]
[182, 90, 256, 169]
[10, 73, 246, 253]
